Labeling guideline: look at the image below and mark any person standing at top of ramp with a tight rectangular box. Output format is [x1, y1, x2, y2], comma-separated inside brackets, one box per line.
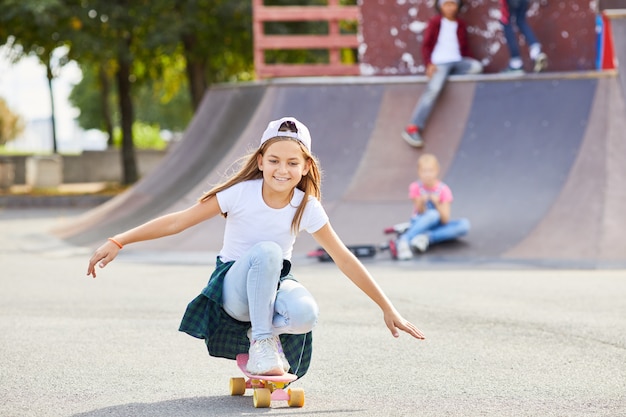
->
[395, 153, 470, 260]
[499, 0, 548, 73]
[86, 116, 425, 379]
[402, 0, 483, 148]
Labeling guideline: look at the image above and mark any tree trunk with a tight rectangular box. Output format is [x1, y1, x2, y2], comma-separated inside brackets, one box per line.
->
[116, 45, 138, 185]
[99, 65, 114, 147]
[182, 33, 208, 112]
[45, 61, 58, 154]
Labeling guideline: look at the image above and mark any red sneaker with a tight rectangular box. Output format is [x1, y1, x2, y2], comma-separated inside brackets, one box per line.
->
[401, 125, 424, 147]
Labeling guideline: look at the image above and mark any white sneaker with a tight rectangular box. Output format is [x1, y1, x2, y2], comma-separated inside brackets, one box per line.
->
[529, 43, 542, 60]
[410, 234, 430, 252]
[396, 239, 413, 260]
[247, 337, 284, 376]
[274, 335, 291, 372]
[533, 52, 548, 73]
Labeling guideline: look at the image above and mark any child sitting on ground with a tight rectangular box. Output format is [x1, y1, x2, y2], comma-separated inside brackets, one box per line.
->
[396, 153, 470, 260]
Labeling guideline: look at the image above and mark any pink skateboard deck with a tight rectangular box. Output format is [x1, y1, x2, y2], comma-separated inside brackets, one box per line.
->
[236, 353, 297, 383]
[229, 353, 304, 408]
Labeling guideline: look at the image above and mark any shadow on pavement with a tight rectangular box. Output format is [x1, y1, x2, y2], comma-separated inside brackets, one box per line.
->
[71, 396, 364, 417]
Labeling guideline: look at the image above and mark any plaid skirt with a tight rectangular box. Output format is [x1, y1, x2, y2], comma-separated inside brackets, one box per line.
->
[179, 257, 313, 378]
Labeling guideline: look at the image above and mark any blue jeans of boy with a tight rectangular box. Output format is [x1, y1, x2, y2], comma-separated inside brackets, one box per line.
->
[501, 0, 539, 60]
[409, 58, 483, 129]
[400, 208, 470, 246]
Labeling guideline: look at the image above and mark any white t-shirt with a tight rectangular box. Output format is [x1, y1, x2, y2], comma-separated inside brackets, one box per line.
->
[431, 18, 462, 65]
[216, 179, 329, 261]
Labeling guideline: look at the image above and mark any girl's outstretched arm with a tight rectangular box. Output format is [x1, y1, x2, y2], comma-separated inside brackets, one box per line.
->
[86, 197, 222, 278]
[312, 222, 425, 340]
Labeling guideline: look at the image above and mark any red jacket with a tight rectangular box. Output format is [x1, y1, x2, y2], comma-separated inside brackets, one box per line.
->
[421, 15, 473, 67]
[499, 0, 511, 24]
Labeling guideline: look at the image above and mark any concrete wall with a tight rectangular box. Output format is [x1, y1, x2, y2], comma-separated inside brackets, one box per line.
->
[359, 0, 598, 75]
[4, 150, 166, 185]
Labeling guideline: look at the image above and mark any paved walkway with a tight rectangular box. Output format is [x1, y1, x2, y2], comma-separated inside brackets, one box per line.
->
[1, 209, 625, 417]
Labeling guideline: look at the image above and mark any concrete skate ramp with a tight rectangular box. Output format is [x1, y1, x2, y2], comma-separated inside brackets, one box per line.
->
[54, 85, 266, 245]
[55, 71, 626, 267]
[56, 82, 387, 252]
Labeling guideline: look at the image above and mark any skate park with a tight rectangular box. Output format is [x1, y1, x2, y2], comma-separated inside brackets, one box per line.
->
[53, 17, 626, 268]
[2, 3, 626, 417]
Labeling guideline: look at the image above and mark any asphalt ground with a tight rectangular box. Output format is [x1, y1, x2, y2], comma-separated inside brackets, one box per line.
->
[1, 208, 625, 417]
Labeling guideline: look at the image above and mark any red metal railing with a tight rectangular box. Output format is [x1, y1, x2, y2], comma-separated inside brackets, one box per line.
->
[253, 0, 360, 78]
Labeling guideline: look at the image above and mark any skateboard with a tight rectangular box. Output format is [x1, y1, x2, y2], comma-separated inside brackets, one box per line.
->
[229, 353, 305, 408]
[307, 244, 378, 262]
[307, 222, 411, 262]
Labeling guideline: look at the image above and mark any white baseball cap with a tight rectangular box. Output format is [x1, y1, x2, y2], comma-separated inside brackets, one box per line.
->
[259, 116, 312, 152]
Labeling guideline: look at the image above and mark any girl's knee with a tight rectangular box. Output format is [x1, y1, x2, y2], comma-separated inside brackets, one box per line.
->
[289, 301, 319, 333]
[274, 281, 319, 333]
[251, 241, 283, 264]
[458, 218, 471, 235]
[423, 208, 441, 222]
[246, 242, 283, 283]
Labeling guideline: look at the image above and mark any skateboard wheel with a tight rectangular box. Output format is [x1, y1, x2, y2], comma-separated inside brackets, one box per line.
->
[253, 388, 272, 408]
[288, 387, 305, 407]
[229, 377, 246, 396]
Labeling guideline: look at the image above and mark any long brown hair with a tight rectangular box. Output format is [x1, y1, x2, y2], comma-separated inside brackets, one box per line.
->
[199, 133, 322, 234]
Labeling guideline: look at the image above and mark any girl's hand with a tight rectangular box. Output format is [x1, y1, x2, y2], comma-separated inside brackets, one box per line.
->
[87, 240, 121, 278]
[414, 195, 428, 213]
[384, 309, 426, 340]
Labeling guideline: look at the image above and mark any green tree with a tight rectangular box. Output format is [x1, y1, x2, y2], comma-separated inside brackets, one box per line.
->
[64, 1, 180, 184]
[0, 0, 76, 153]
[168, 0, 253, 111]
[0, 97, 24, 145]
[2, 0, 256, 184]
[69, 63, 193, 134]
[68, 0, 253, 134]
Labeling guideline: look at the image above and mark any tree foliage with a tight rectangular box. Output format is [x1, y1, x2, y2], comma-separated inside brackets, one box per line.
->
[0, 0, 339, 182]
[0, 0, 76, 152]
[0, 98, 24, 145]
[69, 63, 193, 133]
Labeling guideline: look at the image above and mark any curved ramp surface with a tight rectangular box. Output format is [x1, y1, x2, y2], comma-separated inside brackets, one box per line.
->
[54, 85, 266, 245]
[54, 71, 626, 267]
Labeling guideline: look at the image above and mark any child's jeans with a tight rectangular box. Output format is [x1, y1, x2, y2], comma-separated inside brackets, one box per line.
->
[501, 0, 539, 59]
[400, 209, 470, 246]
[222, 241, 319, 342]
[410, 58, 483, 129]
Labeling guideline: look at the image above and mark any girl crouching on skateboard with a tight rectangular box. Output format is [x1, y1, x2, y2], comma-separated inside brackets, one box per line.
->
[87, 117, 425, 377]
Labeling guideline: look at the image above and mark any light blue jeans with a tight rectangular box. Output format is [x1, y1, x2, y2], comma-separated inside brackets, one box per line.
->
[501, 0, 539, 60]
[410, 58, 483, 129]
[400, 208, 470, 246]
[222, 241, 319, 342]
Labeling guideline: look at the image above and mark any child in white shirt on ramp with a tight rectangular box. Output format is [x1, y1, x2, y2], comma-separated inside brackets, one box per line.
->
[402, 0, 483, 147]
